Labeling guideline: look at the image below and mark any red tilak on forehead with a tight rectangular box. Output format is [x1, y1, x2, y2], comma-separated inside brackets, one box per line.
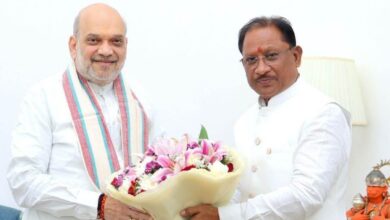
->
[256, 47, 264, 53]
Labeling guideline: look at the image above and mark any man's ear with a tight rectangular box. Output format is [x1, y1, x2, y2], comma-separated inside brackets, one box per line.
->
[68, 36, 77, 60]
[293, 46, 303, 68]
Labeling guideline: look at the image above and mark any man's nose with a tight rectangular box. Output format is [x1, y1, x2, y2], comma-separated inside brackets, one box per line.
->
[254, 57, 271, 75]
[98, 41, 113, 56]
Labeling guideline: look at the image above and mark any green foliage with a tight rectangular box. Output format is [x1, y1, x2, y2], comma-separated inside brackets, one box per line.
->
[198, 125, 209, 140]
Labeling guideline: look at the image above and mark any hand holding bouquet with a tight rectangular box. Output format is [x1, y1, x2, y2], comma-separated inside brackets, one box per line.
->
[105, 127, 244, 220]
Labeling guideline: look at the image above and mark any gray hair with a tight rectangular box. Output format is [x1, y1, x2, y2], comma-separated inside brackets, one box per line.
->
[73, 14, 81, 36]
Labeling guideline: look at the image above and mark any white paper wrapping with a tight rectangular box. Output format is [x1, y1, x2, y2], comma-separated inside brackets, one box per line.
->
[105, 149, 244, 220]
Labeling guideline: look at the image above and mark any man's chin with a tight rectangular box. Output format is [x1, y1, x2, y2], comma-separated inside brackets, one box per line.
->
[254, 87, 277, 98]
[92, 68, 119, 77]
[98, 73, 120, 82]
[84, 71, 118, 85]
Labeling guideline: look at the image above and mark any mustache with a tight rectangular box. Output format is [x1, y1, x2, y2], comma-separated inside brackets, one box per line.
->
[91, 56, 117, 62]
[255, 75, 277, 81]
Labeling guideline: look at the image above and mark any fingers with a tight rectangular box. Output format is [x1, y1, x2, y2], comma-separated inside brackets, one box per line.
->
[180, 205, 202, 217]
[128, 208, 153, 220]
[128, 205, 147, 214]
[181, 204, 219, 220]
[104, 196, 153, 220]
[104, 196, 130, 220]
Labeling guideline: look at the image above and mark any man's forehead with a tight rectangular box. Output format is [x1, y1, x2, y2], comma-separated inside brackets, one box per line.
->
[242, 27, 288, 53]
[77, 5, 126, 37]
[78, 21, 126, 37]
[82, 33, 126, 39]
[79, 18, 125, 30]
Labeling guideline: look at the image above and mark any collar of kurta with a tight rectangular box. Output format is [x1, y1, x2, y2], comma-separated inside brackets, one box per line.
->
[258, 75, 302, 109]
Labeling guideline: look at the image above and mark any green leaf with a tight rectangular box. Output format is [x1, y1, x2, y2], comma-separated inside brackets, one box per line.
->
[198, 125, 209, 140]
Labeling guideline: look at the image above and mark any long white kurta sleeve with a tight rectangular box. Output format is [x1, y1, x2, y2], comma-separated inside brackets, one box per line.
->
[7, 80, 100, 219]
[219, 100, 351, 219]
[7, 73, 157, 219]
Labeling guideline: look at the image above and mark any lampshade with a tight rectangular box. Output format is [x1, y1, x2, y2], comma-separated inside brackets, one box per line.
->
[299, 57, 367, 126]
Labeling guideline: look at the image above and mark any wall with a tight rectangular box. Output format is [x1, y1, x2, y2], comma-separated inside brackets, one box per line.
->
[1, 0, 389, 211]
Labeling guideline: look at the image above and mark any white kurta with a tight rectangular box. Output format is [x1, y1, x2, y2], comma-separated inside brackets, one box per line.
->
[7, 71, 156, 220]
[219, 78, 351, 220]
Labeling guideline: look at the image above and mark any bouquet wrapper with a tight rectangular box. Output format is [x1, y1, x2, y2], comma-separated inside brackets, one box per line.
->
[105, 149, 244, 220]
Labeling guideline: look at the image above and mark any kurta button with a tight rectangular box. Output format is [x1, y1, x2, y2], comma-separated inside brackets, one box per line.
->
[254, 137, 261, 146]
[251, 165, 258, 172]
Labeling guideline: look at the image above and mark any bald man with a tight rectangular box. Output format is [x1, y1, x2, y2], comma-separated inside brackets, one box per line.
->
[7, 4, 153, 220]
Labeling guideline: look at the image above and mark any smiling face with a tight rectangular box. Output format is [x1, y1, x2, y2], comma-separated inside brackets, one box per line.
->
[69, 4, 127, 85]
[241, 25, 302, 102]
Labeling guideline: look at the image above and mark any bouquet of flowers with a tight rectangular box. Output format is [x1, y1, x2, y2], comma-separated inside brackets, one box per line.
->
[105, 127, 244, 220]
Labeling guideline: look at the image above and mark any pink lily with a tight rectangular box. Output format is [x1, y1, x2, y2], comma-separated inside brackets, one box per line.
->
[156, 155, 175, 169]
[152, 167, 174, 183]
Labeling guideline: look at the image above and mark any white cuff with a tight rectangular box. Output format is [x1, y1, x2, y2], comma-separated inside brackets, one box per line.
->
[75, 190, 101, 219]
[218, 203, 244, 220]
